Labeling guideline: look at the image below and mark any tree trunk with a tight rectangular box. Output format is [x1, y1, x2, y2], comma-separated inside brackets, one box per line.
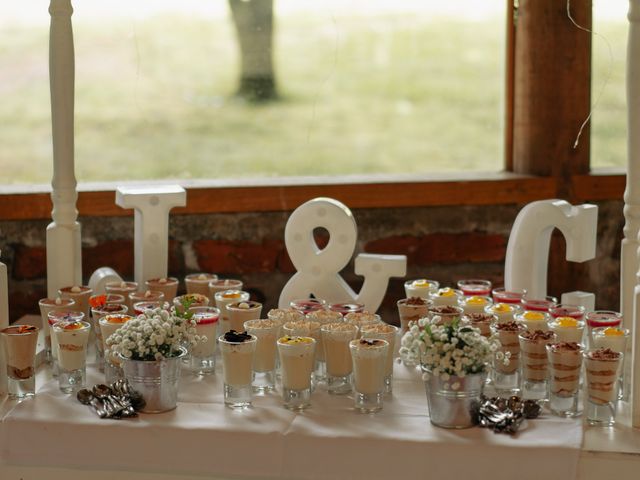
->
[229, 0, 277, 102]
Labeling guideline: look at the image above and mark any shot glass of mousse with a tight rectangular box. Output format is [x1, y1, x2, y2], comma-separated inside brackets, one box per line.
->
[546, 342, 584, 417]
[99, 314, 133, 383]
[584, 348, 623, 426]
[214, 290, 251, 334]
[188, 306, 220, 375]
[244, 319, 280, 393]
[404, 279, 439, 299]
[592, 327, 630, 400]
[59, 285, 93, 321]
[185, 273, 218, 296]
[518, 330, 556, 401]
[39, 296, 75, 364]
[350, 338, 389, 413]
[321, 322, 358, 394]
[104, 281, 138, 312]
[397, 297, 430, 333]
[0, 325, 39, 399]
[360, 323, 398, 394]
[227, 300, 263, 333]
[219, 330, 257, 408]
[277, 336, 316, 410]
[145, 277, 179, 302]
[52, 320, 91, 393]
[48, 310, 85, 377]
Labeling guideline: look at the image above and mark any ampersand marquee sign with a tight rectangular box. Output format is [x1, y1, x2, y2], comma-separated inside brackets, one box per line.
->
[278, 198, 407, 312]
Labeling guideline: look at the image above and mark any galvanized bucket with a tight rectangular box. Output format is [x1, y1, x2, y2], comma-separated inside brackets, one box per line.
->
[121, 347, 186, 413]
[422, 367, 485, 429]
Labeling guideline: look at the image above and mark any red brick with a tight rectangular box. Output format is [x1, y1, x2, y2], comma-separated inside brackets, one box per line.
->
[193, 239, 283, 274]
[13, 245, 46, 280]
[364, 233, 507, 265]
[83, 239, 134, 278]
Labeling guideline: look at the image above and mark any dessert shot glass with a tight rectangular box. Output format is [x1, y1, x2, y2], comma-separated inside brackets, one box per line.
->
[185, 273, 218, 296]
[397, 297, 430, 333]
[188, 306, 220, 375]
[520, 295, 558, 312]
[219, 331, 257, 408]
[132, 301, 164, 315]
[429, 287, 463, 307]
[350, 339, 389, 413]
[283, 320, 322, 385]
[462, 313, 496, 337]
[145, 277, 179, 302]
[1, 325, 39, 399]
[321, 322, 358, 394]
[585, 311, 623, 349]
[129, 289, 165, 308]
[173, 293, 210, 314]
[491, 322, 523, 394]
[546, 342, 584, 417]
[549, 304, 586, 321]
[244, 319, 280, 393]
[485, 302, 518, 324]
[104, 281, 138, 312]
[547, 316, 585, 344]
[491, 287, 527, 305]
[457, 279, 492, 297]
[307, 310, 343, 381]
[584, 348, 623, 426]
[518, 330, 556, 402]
[38, 296, 75, 364]
[99, 314, 134, 383]
[360, 323, 398, 394]
[429, 305, 464, 326]
[214, 290, 251, 334]
[343, 312, 382, 334]
[458, 295, 493, 315]
[277, 336, 316, 410]
[227, 300, 263, 332]
[52, 320, 91, 394]
[59, 285, 93, 322]
[290, 298, 326, 315]
[90, 300, 128, 371]
[404, 279, 440, 299]
[48, 310, 85, 377]
[592, 327, 630, 400]
[328, 303, 365, 316]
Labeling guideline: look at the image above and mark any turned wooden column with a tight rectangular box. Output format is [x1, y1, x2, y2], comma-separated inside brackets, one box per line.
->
[47, 0, 82, 297]
[512, 0, 591, 192]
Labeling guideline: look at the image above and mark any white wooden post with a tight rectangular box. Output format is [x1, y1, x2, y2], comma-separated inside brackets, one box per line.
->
[627, 0, 640, 428]
[46, 0, 82, 297]
[0, 249, 9, 394]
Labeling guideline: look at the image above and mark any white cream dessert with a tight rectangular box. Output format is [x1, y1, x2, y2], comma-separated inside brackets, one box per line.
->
[306, 309, 343, 324]
[226, 300, 262, 332]
[129, 289, 164, 306]
[104, 282, 138, 311]
[492, 322, 522, 374]
[344, 311, 382, 328]
[429, 305, 464, 326]
[321, 322, 358, 377]
[277, 336, 316, 390]
[585, 348, 623, 404]
[546, 342, 583, 396]
[0, 325, 39, 380]
[404, 279, 439, 299]
[429, 287, 462, 307]
[592, 327, 629, 353]
[283, 320, 322, 361]
[208, 278, 243, 296]
[350, 339, 388, 395]
[53, 321, 90, 371]
[189, 307, 219, 357]
[485, 302, 517, 324]
[518, 310, 551, 333]
[185, 273, 218, 296]
[244, 319, 279, 372]
[59, 285, 93, 318]
[145, 277, 179, 302]
[215, 290, 251, 328]
[48, 310, 85, 362]
[548, 317, 585, 343]
[519, 330, 555, 381]
[99, 314, 134, 365]
[219, 331, 257, 387]
[267, 308, 305, 325]
[459, 296, 493, 315]
[397, 297, 430, 332]
[39, 297, 75, 349]
[174, 293, 210, 314]
[360, 323, 397, 379]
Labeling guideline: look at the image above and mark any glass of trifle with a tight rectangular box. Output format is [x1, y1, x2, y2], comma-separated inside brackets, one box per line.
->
[490, 321, 522, 395]
[518, 330, 556, 401]
[545, 341, 584, 417]
[52, 320, 91, 393]
[584, 348, 623, 426]
[187, 306, 220, 375]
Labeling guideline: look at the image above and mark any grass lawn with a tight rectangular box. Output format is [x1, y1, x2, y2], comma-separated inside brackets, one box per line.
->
[0, 11, 627, 185]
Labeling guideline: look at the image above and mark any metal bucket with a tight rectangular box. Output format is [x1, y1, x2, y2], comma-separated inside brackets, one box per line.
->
[121, 347, 186, 413]
[422, 367, 485, 429]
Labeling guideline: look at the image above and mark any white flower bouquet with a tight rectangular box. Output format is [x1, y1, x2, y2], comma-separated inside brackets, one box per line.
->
[400, 316, 505, 380]
[107, 306, 202, 361]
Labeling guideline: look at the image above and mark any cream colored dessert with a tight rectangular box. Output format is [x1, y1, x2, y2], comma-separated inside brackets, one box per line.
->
[189, 307, 219, 357]
[219, 332, 257, 387]
[404, 279, 439, 299]
[209, 278, 243, 296]
[244, 319, 280, 372]
[129, 289, 165, 306]
[283, 320, 322, 361]
[48, 311, 85, 362]
[518, 310, 551, 333]
[360, 323, 397, 379]
[344, 312, 382, 336]
[145, 277, 179, 302]
[429, 305, 464, 326]
[39, 297, 75, 349]
[0, 325, 39, 380]
[548, 317, 585, 343]
[227, 300, 262, 332]
[458, 296, 493, 315]
[429, 287, 462, 307]
[214, 290, 251, 328]
[185, 273, 218, 296]
[277, 336, 316, 390]
[592, 327, 629, 353]
[321, 322, 358, 377]
[267, 308, 305, 325]
[585, 348, 623, 404]
[350, 339, 389, 395]
[99, 314, 134, 365]
[397, 297, 430, 332]
[519, 330, 555, 381]
[546, 342, 583, 395]
[174, 293, 210, 314]
[104, 281, 138, 311]
[462, 313, 495, 337]
[486, 302, 517, 324]
[53, 321, 90, 371]
[306, 309, 343, 325]
[59, 285, 93, 319]
[491, 321, 522, 374]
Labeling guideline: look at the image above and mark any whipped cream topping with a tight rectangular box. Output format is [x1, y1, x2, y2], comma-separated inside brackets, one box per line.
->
[71, 286, 82, 293]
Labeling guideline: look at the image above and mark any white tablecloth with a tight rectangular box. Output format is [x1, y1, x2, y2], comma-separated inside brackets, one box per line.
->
[1, 362, 582, 480]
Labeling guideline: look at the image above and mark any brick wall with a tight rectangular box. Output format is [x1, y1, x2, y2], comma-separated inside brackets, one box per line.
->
[0, 200, 624, 323]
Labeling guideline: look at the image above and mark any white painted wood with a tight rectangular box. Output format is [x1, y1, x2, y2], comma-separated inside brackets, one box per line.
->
[628, 0, 640, 429]
[279, 198, 406, 312]
[115, 185, 186, 285]
[0, 249, 8, 394]
[46, 0, 82, 298]
[504, 199, 598, 299]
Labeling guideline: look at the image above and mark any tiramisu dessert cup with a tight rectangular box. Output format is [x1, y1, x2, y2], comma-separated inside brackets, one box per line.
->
[457, 279, 492, 297]
[491, 321, 523, 394]
[518, 330, 556, 401]
[350, 339, 389, 413]
[90, 299, 128, 371]
[462, 313, 496, 337]
[546, 342, 584, 417]
[59, 285, 93, 322]
[145, 277, 179, 302]
[429, 287, 463, 307]
[188, 306, 220, 375]
[458, 295, 493, 315]
[321, 322, 358, 394]
[214, 290, 251, 334]
[52, 320, 91, 393]
[360, 323, 398, 394]
[173, 293, 210, 314]
[485, 302, 518, 323]
[429, 305, 464, 326]
[404, 279, 439, 299]
[277, 336, 316, 410]
[185, 273, 218, 297]
[584, 348, 623, 426]
[592, 327, 630, 400]
[548, 317, 585, 343]
[48, 310, 85, 377]
[0, 325, 39, 398]
[397, 297, 430, 333]
[208, 278, 243, 304]
[104, 281, 138, 312]
[227, 300, 263, 332]
[244, 319, 280, 392]
[517, 310, 551, 333]
[129, 289, 165, 308]
[585, 310, 623, 349]
[99, 314, 134, 383]
[219, 331, 257, 408]
[39, 296, 75, 363]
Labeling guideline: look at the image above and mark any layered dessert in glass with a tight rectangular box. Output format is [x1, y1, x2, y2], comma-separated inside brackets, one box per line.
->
[277, 336, 316, 410]
[90, 298, 128, 370]
[59, 285, 93, 321]
[99, 313, 133, 383]
[173, 293, 210, 314]
[350, 338, 389, 413]
[520, 295, 558, 312]
[321, 322, 358, 394]
[129, 289, 165, 307]
[39, 296, 75, 364]
[491, 287, 527, 305]
[53, 320, 91, 393]
[491, 321, 523, 394]
[360, 323, 398, 394]
[328, 302, 364, 316]
[585, 310, 622, 349]
[404, 279, 439, 299]
[592, 327, 629, 400]
[462, 313, 495, 337]
[244, 319, 280, 392]
[518, 330, 556, 401]
[214, 290, 251, 333]
[0, 325, 39, 398]
[290, 298, 326, 315]
[397, 297, 430, 333]
[584, 348, 623, 426]
[429, 305, 464, 326]
[208, 278, 243, 302]
[48, 310, 85, 377]
[546, 341, 583, 417]
[517, 310, 551, 333]
[145, 277, 179, 302]
[548, 316, 585, 343]
[219, 331, 257, 408]
[188, 306, 220, 375]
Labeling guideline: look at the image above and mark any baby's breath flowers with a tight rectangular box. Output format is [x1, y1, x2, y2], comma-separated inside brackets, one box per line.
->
[107, 306, 202, 361]
[400, 315, 506, 378]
